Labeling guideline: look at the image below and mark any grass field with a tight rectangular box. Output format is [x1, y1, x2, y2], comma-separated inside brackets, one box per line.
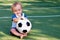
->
[0, 1, 60, 40]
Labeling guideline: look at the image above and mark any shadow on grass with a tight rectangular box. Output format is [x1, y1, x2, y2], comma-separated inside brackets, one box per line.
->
[0, 5, 11, 9]
[0, 18, 11, 38]
[23, 2, 60, 16]
[29, 17, 60, 39]
[0, 5, 12, 38]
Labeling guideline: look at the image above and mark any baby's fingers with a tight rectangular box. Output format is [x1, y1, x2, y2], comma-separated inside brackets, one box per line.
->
[20, 35, 23, 39]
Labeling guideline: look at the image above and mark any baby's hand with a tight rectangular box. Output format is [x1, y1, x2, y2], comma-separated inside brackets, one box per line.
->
[23, 33, 27, 37]
[17, 17, 22, 21]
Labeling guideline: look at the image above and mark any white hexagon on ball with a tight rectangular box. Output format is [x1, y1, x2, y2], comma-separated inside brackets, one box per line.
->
[16, 17, 32, 33]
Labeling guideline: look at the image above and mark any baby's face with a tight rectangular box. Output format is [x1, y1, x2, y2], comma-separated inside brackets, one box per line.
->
[12, 4, 22, 15]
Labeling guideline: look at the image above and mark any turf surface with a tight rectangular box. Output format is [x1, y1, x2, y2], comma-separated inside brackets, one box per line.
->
[0, 1, 60, 40]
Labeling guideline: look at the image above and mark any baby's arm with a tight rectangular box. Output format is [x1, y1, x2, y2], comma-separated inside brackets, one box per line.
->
[13, 18, 20, 23]
[12, 14, 21, 23]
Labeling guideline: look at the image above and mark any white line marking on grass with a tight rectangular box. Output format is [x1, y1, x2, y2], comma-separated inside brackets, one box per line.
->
[0, 4, 12, 5]
[0, 15, 60, 19]
[0, 17, 11, 18]
[28, 15, 60, 17]
[0, 7, 60, 11]
[0, 9, 10, 10]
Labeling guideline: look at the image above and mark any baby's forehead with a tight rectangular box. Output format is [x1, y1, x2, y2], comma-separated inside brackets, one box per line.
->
[16, 4, 21, 8]
[15, 4, 21, 6]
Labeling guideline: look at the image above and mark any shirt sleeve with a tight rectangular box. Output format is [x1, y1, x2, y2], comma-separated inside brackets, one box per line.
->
[24, 14, 27, 18]
[11, 22, 16, 28]
[12, 14, 17, 19]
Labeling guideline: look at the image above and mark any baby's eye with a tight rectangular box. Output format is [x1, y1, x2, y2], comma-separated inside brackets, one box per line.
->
[14, 10, 17, 12]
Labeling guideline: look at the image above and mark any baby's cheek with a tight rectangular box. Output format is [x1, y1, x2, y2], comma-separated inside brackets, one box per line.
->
[15, 12, 17, 13]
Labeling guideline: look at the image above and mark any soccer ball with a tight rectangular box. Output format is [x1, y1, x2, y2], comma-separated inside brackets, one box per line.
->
[16, 17, 32, 33]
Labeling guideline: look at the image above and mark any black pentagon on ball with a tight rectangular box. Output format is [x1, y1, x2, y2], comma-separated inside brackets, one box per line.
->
[26, 22, 30, 26]
[18, 23, 22, 27]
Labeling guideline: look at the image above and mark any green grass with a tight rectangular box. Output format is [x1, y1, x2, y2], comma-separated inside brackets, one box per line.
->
[0, 1, 60, 40]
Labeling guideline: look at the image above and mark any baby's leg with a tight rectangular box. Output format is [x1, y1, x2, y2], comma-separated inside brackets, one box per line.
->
[10, 28, 20, 38]
[10, 28, 28, 39]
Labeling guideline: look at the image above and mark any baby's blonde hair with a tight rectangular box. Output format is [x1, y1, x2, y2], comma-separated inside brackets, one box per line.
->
[11, 2, 22, 11]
